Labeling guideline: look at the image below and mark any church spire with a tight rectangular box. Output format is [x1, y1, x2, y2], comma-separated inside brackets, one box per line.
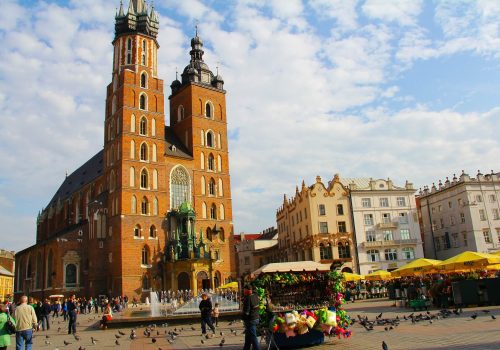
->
[115, 0, 159, 39]
[117, 0, 125, 17]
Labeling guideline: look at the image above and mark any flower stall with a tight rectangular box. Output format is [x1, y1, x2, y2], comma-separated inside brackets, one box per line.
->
[248, 262, 352, 348]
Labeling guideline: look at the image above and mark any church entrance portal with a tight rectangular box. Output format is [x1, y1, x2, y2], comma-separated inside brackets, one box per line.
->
[177, 272, 190, 291]
[197, 271, 210, 291]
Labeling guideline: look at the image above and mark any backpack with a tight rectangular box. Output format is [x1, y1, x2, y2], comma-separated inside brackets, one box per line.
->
[4, 315, 16, 335]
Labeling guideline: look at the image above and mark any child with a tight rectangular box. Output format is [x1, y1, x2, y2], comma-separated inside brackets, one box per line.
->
[212, 302, 220, 327]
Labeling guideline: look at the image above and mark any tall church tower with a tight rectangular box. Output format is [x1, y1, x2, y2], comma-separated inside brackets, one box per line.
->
[168, 29, 237, 289]
[102, 0, 166, 295]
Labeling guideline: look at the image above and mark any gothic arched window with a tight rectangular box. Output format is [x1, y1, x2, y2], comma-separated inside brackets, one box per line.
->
[141, 72, 147, 88]
[170, 166, 190, 210]
[134, 224, 141, 237]
[205, 101, 213, 118]
[177, 105, 184, 122]
[65, 264, 77, 288]
[206, 131, 214, 147]
[126, 38, 132, 64]
[140, 117, 147, 135]
[141, 40, 147, 65]
[140, 143, 148, 161]
[149, 225, 156, 238]
[142, 246, 150, 265]
[210, 204, 217, 219]
[208, 154, 214, 171]
[139, 94, 147, 110]
[141, 197, 148, 215]
[140, 169, 148, 189]
[46, 250, 53, 287]
[209, 178, 216, 196]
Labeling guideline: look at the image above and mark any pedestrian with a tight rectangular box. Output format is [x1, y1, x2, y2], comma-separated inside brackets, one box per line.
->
[242, 284, 260, 350]
[212, 302, 220, 327]
[62, 299, 68, 321]
[40, 299, 51, 331]
[67, 295, 78, 335]
[14, 296, 37, 350]
[0, 303, 15, 350]
[100, 303, 112, 330]
[198, 294, 215, 335]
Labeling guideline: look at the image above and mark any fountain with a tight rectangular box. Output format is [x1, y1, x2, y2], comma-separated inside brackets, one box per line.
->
[150, 290, 161, 317]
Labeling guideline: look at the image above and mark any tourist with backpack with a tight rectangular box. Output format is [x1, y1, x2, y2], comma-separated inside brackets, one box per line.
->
[0, 303, 16, 350]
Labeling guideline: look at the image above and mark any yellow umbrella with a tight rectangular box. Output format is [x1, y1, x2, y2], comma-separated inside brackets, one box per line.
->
[436, 251, 500, 272]
[365, 270, 392, 281]
[343, 272, 365, 281]
[391, 258, 442, 277]
[492, 251, 500, 256]
[485, 264, 500, 271]
[219, 281, 238, 289]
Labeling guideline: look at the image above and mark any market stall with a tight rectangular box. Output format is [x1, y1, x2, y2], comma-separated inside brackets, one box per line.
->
[249, 262, 352, 349]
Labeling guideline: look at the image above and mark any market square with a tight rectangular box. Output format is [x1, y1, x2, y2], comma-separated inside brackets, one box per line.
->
[1, 1, 500, 349]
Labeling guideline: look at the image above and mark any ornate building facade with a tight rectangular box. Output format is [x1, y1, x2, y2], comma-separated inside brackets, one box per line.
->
[15, 0, 236, 300]
[275, 175, 357, 272]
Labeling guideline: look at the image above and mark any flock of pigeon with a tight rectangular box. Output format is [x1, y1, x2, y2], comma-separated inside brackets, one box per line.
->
[40, 318, 245, 349]
[352, 308, 497, 349]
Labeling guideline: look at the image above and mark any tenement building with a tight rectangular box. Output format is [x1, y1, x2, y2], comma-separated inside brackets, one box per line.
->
[417, 171, 500, 260]
[0, 250, 14, 301]
[275, 175, 357, 273]
[15, 0, 236, 300]
[341, 177, 424, 275]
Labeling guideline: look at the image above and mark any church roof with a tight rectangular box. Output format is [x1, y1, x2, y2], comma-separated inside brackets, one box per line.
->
[164, 126, 193, 159]
[48, 150, 104, 206]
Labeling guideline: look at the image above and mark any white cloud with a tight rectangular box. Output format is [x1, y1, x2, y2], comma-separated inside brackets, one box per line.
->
[362, 0, 423, 26]
[310, 0, 359, 31]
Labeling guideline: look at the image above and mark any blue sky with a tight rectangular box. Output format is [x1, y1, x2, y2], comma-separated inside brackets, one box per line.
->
[1, 0, 500, 252]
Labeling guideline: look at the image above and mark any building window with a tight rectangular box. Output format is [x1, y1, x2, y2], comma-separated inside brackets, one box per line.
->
[400, 229, 410, 240]
[318, 204, 326, 216]
[362, 198, 371, 208]
[338, 242, 350, 259]
[140, 117, 147, 135]
[444, 232, 451, 249]
[149, 225, 156, 238]
[141, 246, 149, 265]
[319, 222, 328, 234]
[206, 131, 214, 147]
[397, 197, 406, 207]
[496, 228, 500, 242]
[141, 197, 148, 215]
[380, 198, 389, 207]
[210, 204, 217, 219]
[435, 237, 441, 251]
[205, 102, 213, 118]
[209, 178, 216, 196]
[337, 204, 344, 215]
[65, 264, 77, 288]
[141, 39, 146, 65]
[126, 38, 132, 64]
[364, 214, 374, 226]
[367, 249, 380, 262]
[140, 72, 147, 88]
[384, 248, 397, 261]
[142, 275, 149, 290]
[489, 194, 497, 202]
[479, 209, 486, 221]
[139, 94, 147, 110]
[244, 257, 250, 265]
[140, 169, 148, 188]
[319, 244, 332, 260]
[366, 230, 376, 242]
[451, 233, 459, 247]
[402, 247, 414, 260]
[218, 178, 224, 197]
[462, 232, 468, 247]
[476, 195, 483, 203]
[337, 221, 347, 233]
[208, 154, 215, 171]
[382, 213, 391, 223]
[493, 209, 500, 220]
[460, 212, 466, 223]
[398, 213, 408, 224]
[450, 216, 456, 225]
[178, 105, 184, 122]
[383, 230, 393, 241]
[483, 230, 492, 243]
[153, 197, 158, 215]
[140, 143, 148, 161]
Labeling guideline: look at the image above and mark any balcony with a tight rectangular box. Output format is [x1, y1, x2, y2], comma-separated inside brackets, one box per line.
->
[376, 222, 398, 229]
[362, 239, 418, 248]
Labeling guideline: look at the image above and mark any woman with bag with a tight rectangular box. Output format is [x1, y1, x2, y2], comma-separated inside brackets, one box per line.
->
[0, 303, 16, 350]
[100, 303, 112, 330]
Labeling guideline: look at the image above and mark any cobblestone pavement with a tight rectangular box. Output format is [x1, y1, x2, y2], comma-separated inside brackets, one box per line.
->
[26, 300, 500, 350]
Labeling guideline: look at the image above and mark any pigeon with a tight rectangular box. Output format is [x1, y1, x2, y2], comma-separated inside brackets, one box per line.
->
[157, 330, 160, 336]
[492, 315, 496, 320]
[191, 326, 196, 331]
[115, 340, 120, 345]
[152, 338, 157, 343]
[471, 314, 478, 320]
[74, 334, 81, 341]
[115, 334, 122, 339]
[46, 335, 50, 339]
[118, 330, 126, 336]
[167, 339, 174, 344]
[220, 331, 224, 336]
[64, 340, 72, 346]
[44, 340, 51, 345]
[382, 341, 389, 350]
[91, 337, 98, 344]
[78, 347, 86, 350]
[482, 310, 490, 313]
[201, 339, 205, 344]
[377, 313, 383, 319]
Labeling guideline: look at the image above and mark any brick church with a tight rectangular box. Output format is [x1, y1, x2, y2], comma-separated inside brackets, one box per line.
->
[15, 0, 237, 300]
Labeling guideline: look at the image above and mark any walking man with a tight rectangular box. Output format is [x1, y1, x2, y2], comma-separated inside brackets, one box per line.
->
[14, 295, 37, 350]
[242, 284, 260, 350]
[67, 295, 77, 335]
[40, 299, 51, 331]
[198, 294, 215, 335]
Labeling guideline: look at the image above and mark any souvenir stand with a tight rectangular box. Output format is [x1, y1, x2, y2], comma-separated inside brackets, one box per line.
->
[249, 262, 352, 349]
